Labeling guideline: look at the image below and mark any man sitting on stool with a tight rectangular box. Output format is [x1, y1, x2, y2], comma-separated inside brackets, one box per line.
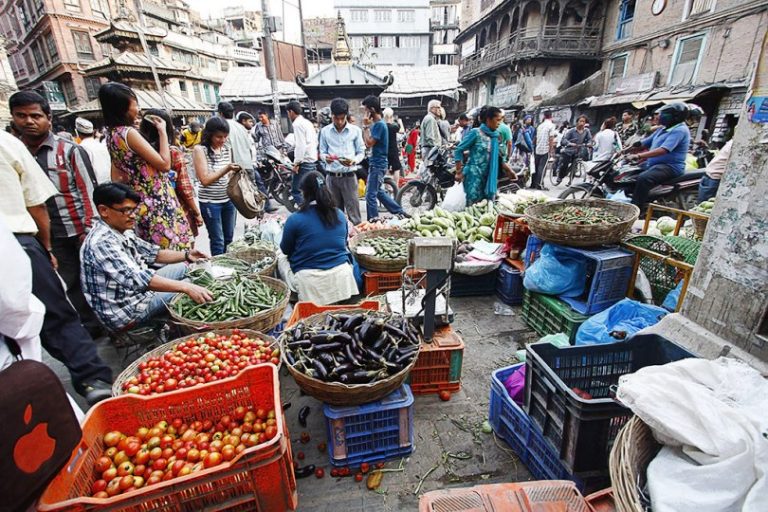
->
[81, 182, 212, 332]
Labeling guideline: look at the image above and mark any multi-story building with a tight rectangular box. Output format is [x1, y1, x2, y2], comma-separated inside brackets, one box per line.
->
[334, 0, 432, 67]
[303, 17, 336, 66]
[592, 0, 767, 142]
[0, 35, 18, 125]
[0, 0, 111, 111]
[430, 0, 460, 65]
[455, 0, 605, 112]
[207, 6, 263, 50]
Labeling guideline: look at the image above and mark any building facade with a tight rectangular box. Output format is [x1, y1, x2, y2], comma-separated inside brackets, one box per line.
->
[456, 0, 605, 111]
[430, 0, 461, 65]
[334, 0, 432, 67]
[303, 17, 336, 66]
[0, 35, 18, 125]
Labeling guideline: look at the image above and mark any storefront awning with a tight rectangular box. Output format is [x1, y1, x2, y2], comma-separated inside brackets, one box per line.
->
[588, 92, 652, 107]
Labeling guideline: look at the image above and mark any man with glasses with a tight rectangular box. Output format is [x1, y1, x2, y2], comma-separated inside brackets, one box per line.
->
[81, 183, 212, 332]
[420, 99, 443, 161]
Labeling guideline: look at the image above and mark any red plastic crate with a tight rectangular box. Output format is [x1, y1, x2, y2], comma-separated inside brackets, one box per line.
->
[363, 269, 425, 295]
[38, 365, 298, 512]
[494, 215, 531, 250]
[585, 488, 616, 512]
[286, 300, 380, 327]
[406, 325, 464, 395]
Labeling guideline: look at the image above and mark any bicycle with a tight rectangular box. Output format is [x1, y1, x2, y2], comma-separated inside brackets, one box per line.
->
[549, 144, 590, 187]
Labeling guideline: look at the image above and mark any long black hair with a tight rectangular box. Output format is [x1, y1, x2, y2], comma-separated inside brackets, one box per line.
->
[299, 171, 339, 227]
[99, 82, 138, 128]
[139, 108, 174, 150]
[199, 116, 230, 158]
[481, 106, 502, 124]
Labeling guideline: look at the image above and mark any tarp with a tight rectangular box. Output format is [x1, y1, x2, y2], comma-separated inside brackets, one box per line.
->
[377, 65, 463, 99]
[219, 67, 307, 103]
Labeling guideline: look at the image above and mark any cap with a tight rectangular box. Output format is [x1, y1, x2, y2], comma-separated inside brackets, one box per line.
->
[75, 117, 93, 134]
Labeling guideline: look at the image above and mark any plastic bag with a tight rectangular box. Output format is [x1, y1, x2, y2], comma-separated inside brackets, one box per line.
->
[523, 244, 587, 297]
[607, 189, 632, 204]
[504, 365, 526, 406]
[441, 182, 467, 212]
[539, 333, 570, 348]
[662, 280, 683, 311]
[575, 299, 668, 345]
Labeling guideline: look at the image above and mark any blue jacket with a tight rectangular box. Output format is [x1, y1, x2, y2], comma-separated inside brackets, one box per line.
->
[280, 206, 351, 273]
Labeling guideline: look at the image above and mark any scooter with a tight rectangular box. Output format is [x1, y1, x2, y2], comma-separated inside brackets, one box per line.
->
[255, 146, 299, 212]
[558, 153, 703, 210]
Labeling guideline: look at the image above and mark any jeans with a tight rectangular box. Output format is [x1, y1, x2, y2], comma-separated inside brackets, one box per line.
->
[137, 262, 188, 323]
[292, 162, 316, 206]
[15, 234, 112, 393]
[632, 164, 683, 208]
[532, 153, 549, 189]
[557, 152, 577, 180]
[698, 174, 720, 203]
[200, 200, 237, 255]
[246, 167, 268, 196]
[366, 162, 404, 220]
[51, 234, 102, 334]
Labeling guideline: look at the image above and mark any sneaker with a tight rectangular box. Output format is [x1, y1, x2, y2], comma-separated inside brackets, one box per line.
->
[264, 200, 279, 214]
[397, 212, 411, 219]
[368, 217, 381, 223]
[81, 380, 112, 406]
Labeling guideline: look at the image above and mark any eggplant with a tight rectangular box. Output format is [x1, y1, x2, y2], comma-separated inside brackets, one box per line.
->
[285, 351, 296, 366]
[342, 313, 365, 331]
[309, 341, 343, 353]
[371, 333, 389, 352]
[394, 351, 416, 365]
[312, 359, 329, 380]
[298, 406, 310, 427]
[288, 340, 312, 350]
[339, 370, 381, 384]
[344, 343, 361, 366]
[383, 344, 398, 361]
[383, 323, 408, 340]
[317, 352, 335, 367]
[331, 362, 355, 376]
[295, 464, 316, 478]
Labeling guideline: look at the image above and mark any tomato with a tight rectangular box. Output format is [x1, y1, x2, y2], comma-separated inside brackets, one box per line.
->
[132, 476, 145, 488]
[105, 447, 117, 459]
[330, 468, 339, 477]
[113, 451, 129, 465]
[439, 390, 452, 401]
[103, 431, 122, 448]
[360, 462, 370, 474]
[91, 479, 107, 494]
[204, 452, 223, 468]
[152, 458, 167, 471]
[233, 406, 247, 421]
[375, 462, 385, 469]
[95, 456, 112, 473]
[221, 445, 236, 461]
[315, 467, 325, 479]
[264, 426, 277, 440]
[296, 451, 305, 460]
[354, 473, 363, 482]
[106, 478, 122, 496]
[93, 491, 109, 499]
[116, 462, 134, 477]
[317, 442, 327, 452]
[186, 448, 200, 462]
[171, 460, 186, 476]
[300, 432, 310, 444]
[102, 467, 118, 482]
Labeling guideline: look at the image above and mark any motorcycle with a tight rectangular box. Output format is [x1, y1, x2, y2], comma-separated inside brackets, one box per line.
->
[255, 146, 299, 212]
[558, 153, 703, 210]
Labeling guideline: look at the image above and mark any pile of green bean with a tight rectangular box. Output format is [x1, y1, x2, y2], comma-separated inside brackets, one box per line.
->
[172, 273, 283, 322]
[358, 236, 408, 260]
[540, 205, 622, 225]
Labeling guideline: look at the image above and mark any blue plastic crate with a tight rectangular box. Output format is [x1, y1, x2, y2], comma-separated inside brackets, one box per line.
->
[489, 364, 585, 491]
[496, 263, 524, 305]
[450, 270, 498, 297]
[324, 385, 414, 467]
[554, 245, 635, 315]
[523, 235, 543, 270]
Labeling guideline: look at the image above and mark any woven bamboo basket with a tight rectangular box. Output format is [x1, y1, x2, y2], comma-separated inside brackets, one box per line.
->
[609, 416, 661, 512]
[525, 199, 639, 247]
[349, 228, 415, 273]
[111, 328, 278, 396]
[167, 275, 289, 334]
[228, 247, 278, 277]
[280, 310, 419, 406]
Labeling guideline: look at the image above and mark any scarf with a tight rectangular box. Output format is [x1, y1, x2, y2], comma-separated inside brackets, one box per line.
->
[480, 123, 500, 197]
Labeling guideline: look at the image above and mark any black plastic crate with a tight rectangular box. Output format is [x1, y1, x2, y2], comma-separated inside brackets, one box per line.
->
[524, 334, 696, 474]
[450, 270, 498, 297]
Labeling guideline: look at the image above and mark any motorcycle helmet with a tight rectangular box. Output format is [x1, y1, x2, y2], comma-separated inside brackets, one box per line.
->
[685, 103, 704, 124]
[655, 102, 689, 127]
[317, 106, 332, 128]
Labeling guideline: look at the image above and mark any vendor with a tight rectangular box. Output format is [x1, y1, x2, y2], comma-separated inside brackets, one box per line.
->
[278, 171, 358, 304]
[81, 182, 212, 332]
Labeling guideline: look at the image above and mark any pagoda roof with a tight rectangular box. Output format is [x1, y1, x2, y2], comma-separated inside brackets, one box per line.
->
[68, 89, 212, 117]
[84, 52, 190, 79]
[94, 20, 168, 44]
[296, 62, 392, 91]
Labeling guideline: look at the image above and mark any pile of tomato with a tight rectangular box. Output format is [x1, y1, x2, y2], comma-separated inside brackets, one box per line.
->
[89, 406, 278, 498]
[120, 331, 280, 395]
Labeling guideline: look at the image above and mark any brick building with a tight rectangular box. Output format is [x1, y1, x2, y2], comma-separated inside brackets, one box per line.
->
[0, 36, 18, 125]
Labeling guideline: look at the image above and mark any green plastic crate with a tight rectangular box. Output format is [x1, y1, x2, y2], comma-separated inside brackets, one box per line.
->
[521, 290, 590, 344]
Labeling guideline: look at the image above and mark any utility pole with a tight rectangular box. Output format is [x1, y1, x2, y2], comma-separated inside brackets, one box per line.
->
[297, 0, 309, 74]
[131, 0, 170, 113]
[261, 0, 282, 122]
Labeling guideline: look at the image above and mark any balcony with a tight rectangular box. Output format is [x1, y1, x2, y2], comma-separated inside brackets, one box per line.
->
[459, 25, 602, 81]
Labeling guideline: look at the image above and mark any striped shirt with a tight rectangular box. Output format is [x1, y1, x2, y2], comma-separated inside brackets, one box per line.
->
[31, 132, 97, 238]
[198, 146, 231, 203]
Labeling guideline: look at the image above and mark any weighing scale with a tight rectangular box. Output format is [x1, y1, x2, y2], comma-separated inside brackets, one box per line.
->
[386, 237, 456, 341]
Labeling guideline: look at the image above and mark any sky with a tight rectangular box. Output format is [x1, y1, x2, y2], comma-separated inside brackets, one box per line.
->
[186, 0, 336, 20]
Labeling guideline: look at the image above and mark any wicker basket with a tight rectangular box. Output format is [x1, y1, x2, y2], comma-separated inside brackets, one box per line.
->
[228, 247, 278, 277]
[349, 229, 415, 273]
[167, 275, 289, 334]
[610, 416, 661, 512]
[111, 329, 278, 396]
[525, 199, 640, 247]
[281, 310, 419, 406]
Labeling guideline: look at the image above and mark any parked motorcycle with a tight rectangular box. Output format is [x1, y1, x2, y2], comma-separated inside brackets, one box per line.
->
[558, 153, 703, 210]
[255, 146, 299, 212]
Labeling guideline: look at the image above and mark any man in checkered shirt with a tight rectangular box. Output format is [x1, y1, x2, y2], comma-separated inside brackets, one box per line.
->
[81, 183, 212, 332]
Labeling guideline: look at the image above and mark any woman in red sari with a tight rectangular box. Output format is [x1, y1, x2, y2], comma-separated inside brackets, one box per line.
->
[406, 123, 420, 173]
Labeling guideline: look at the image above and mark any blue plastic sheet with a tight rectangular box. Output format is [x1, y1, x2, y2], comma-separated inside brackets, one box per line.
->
[575, 298, 668, 345]
[662, 281, 683, 311]
[523, 244, 587, 297]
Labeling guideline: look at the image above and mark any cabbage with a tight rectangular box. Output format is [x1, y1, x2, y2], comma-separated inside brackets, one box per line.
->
[656, 217, 676, 235]
[648, 227, 662, 236]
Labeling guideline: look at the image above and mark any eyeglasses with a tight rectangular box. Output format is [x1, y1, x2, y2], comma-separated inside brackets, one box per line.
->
[107, 205, 139, 216]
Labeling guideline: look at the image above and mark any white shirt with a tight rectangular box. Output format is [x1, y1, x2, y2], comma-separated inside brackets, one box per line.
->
[79, 137, 112, 184]
[226, 119, 255, 170]
[705, 140, 733, 180]
[593, 129, 620, 162]
[291, 115, 318, 165]
[535, 119, 557, 155]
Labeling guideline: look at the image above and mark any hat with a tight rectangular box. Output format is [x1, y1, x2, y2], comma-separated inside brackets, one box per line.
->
[75, 117, 93, 134]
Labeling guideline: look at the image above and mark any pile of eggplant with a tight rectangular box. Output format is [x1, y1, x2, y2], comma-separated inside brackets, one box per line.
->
[281, 312, 421, 385]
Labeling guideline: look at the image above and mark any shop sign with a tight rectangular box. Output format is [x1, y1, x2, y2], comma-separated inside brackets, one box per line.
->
[607, 72, 657, 94]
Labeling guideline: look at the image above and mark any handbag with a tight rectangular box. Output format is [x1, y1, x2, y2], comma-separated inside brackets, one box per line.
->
[0, 337, 81, 512]
[227, 168, 266, 219]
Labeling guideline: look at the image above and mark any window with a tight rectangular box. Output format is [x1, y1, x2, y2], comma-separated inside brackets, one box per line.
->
[192, 82, 202, 102]
[397, 10, 414, 23]
[686, 0, 715, 17]
[669, 34, 705, 86]
[148, 43, 159, 57]
[30, 41, 45, 70]
[72, 30, 94, 59]
[90, 0, 108, 19]
[60, 78, 77, 106]
[31, 0, 45, 15]
[44, 32, 59, 62]
[350, 9, 367, 22]
[350, 36, 364, 49]
[63, 0, 81, 12]
[610, 54, 627, 80]
[23, 50, 35, 74]
[17, 2, 31, 29]
[220, 60, 229, 72]
[203, 83, 212, 103]
[84, 77, 100, 100]
[398, 36, 421, 49]
[178, 80, 187, 95]
[376, 35, 394, 48]
[214, 85, 220, 102]
[374, 10, 391, 23]
[616, 0, 635, 40]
